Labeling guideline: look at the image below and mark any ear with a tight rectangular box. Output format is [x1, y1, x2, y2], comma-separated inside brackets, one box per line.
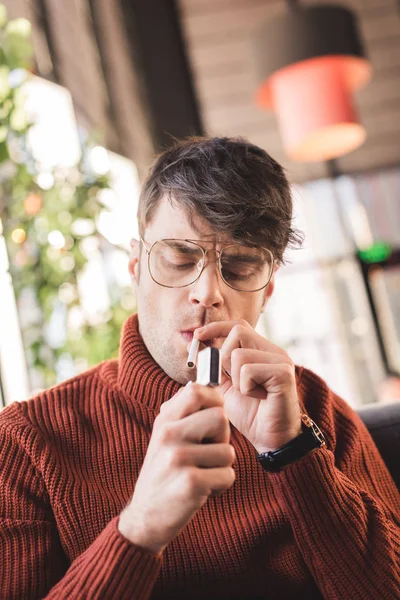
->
[128, 238, 140, 285]
[261, 262, 279, 312]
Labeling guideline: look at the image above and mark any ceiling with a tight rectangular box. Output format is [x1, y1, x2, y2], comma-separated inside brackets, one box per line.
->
[178, 0, 400, 183]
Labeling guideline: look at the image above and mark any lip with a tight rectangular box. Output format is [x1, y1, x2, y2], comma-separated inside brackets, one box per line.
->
[180, 326, 203, 339]
[181, 325, 203, 333]
[181, 330, 197, 342]
[181, 331, 215, 348]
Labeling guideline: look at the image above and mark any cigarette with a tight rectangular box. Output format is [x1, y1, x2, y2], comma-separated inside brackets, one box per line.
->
[187, 337, 200, 369]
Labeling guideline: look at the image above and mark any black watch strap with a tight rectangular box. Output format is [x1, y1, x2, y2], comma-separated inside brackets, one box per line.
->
[257, 414, 326, 472]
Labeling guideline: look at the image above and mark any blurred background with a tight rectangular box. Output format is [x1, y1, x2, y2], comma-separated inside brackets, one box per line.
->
[0, 0, 399, 409]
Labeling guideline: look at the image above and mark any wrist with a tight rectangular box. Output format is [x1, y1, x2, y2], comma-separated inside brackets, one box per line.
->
[256, 414, 326, 473]
[255, 425, 303, 455]
[118, 511, 166, 556]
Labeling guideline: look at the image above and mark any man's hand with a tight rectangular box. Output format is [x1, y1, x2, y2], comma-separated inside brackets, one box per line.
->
[194, 320, 302, 454]
[118, 383, 236, 555]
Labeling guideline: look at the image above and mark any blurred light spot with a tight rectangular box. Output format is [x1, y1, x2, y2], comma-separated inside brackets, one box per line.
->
[11, 228, 26, 244]
[58, 282, 77, 304]
[79, 236, 99, 258]
[34, 217, 48, 230]
[36, 172, 54, 190]
[48, 230, 65, 249]
[24, 193, 42, 215]
[58, 211, 72, 226]
[6, 18, 32, 36]
[9, 68, 28, 88]
[60, 255, 75, 272]
[90, 146, 110, 175]
[97, 209, 124, 245]
[97, 188, 117, 209]
[71, 218, 96, 236]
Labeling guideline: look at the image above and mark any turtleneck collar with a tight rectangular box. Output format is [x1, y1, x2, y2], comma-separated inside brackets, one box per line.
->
[116, 313, 181, 411]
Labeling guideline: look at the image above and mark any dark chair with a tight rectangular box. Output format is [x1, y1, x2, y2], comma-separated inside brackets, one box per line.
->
[357, 402, 400, 490]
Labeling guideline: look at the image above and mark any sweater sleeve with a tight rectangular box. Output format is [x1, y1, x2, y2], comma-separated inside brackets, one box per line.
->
[269, 370, 400, 600]
[0, 405, 162, 600]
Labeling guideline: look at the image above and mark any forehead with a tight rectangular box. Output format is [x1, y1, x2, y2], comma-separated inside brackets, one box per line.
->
[144, 195, 233, 244]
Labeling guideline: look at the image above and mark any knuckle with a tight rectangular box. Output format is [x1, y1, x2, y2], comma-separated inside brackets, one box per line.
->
[183, 469, 200, 495]
[186, 385, 207, 405]
[213, 406, 228, 426]
[186, 396, 201, 414]
[188, 383, 203, 396]
[166, 447, 185, 469]
[158, 422, 176, 444]
[221, 444, 236, 465]
[232, 323, 244, 337]
[240, 363, 251, 378]
[228, 467, 236, 484]
[231, 347, 243, 364]
[281, 363, 294, 380]
[153, 412, 166, 431]
[210, 389, 224, 406]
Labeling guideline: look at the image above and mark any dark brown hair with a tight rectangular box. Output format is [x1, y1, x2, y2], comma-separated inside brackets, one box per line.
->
[138, 136, 303, 264]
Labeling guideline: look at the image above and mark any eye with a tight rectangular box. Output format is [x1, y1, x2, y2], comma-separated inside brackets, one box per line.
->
[221, 267, 252, 281]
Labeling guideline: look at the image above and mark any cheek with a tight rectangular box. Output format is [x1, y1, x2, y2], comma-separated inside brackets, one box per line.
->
[137, 278, 187, 312]
[235, 293, 265, 324]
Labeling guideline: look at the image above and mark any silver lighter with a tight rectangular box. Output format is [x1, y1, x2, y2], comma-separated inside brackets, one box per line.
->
[196, 346, 221, 387]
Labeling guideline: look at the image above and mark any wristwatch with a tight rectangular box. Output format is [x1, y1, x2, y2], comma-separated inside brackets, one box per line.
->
[257, 414, 326, 472]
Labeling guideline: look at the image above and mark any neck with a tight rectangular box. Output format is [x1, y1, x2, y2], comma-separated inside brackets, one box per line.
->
[117, 313, 181, 411]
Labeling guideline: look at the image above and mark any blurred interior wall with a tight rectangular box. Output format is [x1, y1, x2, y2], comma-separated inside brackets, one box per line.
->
[2, 0, 204, 178]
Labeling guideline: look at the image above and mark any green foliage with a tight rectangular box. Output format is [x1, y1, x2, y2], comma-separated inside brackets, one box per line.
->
[0, 5, 135, 390]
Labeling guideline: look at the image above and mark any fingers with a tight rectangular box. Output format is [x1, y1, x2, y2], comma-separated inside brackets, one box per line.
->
[239, 362, 295, 395]
[158, 406, 231, 445]
[159, 383, 224, 421]
[194, 319, 252, 342]
[230, 348, 292, 392]
[195, 467, 236, 497]
[194, 321, 287, 376]
[172, 443, 235, 469]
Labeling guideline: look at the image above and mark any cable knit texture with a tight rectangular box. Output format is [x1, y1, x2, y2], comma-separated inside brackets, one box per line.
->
[0, 314, 399, 599]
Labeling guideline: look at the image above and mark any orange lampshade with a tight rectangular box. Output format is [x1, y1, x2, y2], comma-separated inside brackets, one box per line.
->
[253, 6, 372, 162]
[256, 55, 371, 162]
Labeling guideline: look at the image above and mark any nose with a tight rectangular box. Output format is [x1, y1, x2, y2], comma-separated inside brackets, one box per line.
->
[188, 253, 224, 309]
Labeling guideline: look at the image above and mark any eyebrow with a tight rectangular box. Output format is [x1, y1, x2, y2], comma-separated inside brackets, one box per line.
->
[164, 240, 201, 253]
[223, 254, 265, 264]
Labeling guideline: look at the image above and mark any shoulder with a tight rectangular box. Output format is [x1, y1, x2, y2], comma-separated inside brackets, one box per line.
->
[0, 361, 112, 437]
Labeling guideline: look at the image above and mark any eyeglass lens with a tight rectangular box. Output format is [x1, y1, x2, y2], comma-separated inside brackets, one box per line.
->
[148, 240, 273, 291]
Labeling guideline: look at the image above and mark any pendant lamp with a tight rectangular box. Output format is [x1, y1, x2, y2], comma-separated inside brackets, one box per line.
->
[253, 5, 372, 162]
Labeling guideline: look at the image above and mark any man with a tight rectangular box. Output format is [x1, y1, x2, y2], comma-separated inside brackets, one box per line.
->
[0, 137, 399, 600]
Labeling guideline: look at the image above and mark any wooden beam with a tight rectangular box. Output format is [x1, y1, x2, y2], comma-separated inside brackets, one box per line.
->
[118, 0, 204, 150]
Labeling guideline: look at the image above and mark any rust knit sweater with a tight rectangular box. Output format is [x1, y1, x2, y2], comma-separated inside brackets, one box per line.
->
[0, 314, 399, 600]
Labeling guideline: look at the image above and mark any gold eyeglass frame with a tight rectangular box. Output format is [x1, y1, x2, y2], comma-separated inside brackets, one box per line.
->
[140, 237, 276, 292]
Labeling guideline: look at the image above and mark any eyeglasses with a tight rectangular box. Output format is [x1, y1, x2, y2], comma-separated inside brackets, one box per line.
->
[140, 238, 276, 292]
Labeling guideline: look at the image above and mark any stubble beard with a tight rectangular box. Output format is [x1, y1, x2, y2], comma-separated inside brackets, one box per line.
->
[137, 301, 193, 385]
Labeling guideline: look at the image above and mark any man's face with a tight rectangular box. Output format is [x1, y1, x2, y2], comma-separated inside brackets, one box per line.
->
[129, 197, 276, 384]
